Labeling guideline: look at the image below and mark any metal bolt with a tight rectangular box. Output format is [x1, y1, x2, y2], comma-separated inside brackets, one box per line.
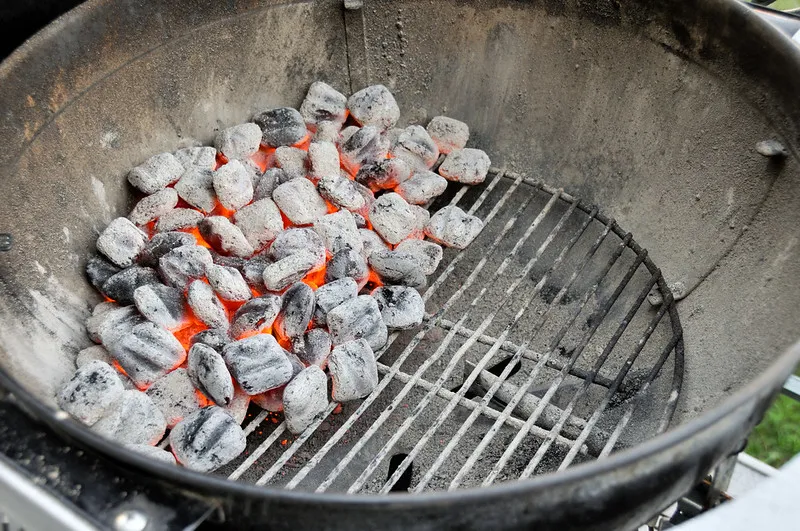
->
[113, 510, 148, 531]
[0, 233, 11, 251]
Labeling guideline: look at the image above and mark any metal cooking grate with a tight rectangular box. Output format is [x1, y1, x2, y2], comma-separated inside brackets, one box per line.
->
[198, 169, 683, 493]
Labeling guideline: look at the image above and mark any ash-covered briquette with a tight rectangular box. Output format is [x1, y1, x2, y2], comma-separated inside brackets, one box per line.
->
[368, 248, 427, 288]
[213, 160, 254, 211]
[262, 250, 319, 292]
[307, 141, 340, 182]
[244, 160, 264, 188]
[199, 216, 254, 258]
[128, 152, 184, 194]
[188, 343, 234, 406]
[327, 295, 388, 351]
[155, 208, 204, 233]
[328, 339, 379, 402]
[339, 125, 359, 145]
[125, 443, 177, 465]
[174, 146, 216, 170]
[254, 107, 307, 147]
[108, 322, 187, 389]
[224, 385, 251, 424]
[230, 295, 282, 338]
[241, 253, 273, 289]
[317, 173, 366, 211]
[133, 283, 187, 330]
[190, 328, 230, 353]
[369, 192, 417, 245]
[395, 170, 448, 205]
[158, 244, 213, 289]
[437, 148, 491, 185]
[292, 328, 332, 368]
[426, 116, 469, 154]
[223, 334, 294, 395]
[275, 282, 315, 340]
[314, 120, 342, 144]
[272, 178, 328, 225]
[252, 386, 286, 412]
[300, 81, 348, 126]
[325, 248, 368, 286]
[233, 198, 283, 251]
[86, 256, 120, 292]
[86, 304, 143, 346]
[253, 168, 283, 200]
[169, 406, 246, 473]
[274, 146, 308, 181]
[424, 205, 484, 249]
[92, 389, 167, 445]
[96, 217, 148, 268]
[137, 231, 195, 268]
[340, 126, 390, 172]
[270, 227, 327, 265]
[313, 210, 363, 255]
[395, 239, 443, 275]
[355, 157, 412, 192]
[206, 264, 251, 302]
[392, 125, 440, 170]
[102, 266, 160, 305]
[146, 368, 206, 429]
[214, 123, 262, 161]
[187, 280, 229, 330]
[286, 350, 305, 377]
[373, 285, 425, 330]
[57, 360, 124, 426]
[353, 212, 368, 228]
[346, 84, 400, 130]
[411, 204, 431, 236]
[128, 188, 179, 225]
[359, 228, 389, 260]
[174, 167, 217, 213]
[283, 366, 328, 434]
[312, 277, 358, 326]
[76, 345, 114, 368]
[210, 250, 246, 271]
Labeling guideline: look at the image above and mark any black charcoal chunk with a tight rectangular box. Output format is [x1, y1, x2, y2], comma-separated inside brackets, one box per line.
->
[340, 126, 391, 173]
[188, 343, 234, 406]
[125, 443, 177, 465]
[424, 205, 484, 249]
[317, 173, 366, 211]
[230, 295, 282, 338]
[368, 249, 427, 289]
[102, 266, 161, 305]
[210, 251, 247, 270]
[253, 107, 307, 147]
[146, 368, 205, 428]
[360, 228, 389, 260]
[128, 188, 179, 225]
[128, 153, 184, 194]
[437, 148, 491, 185]
[395, 239, 443, 275]
[312, 277, 358, 326]
[253, 168, 283, 200]
[86, 304, 144, 345]
[327, 295, 388, 350]
[395, 170, 448, 205]
[96, 217, 148, 268]
[138, 232, 196, 268]
[292, 328, 332, 368]
[57, 360, 124, 425]
[242, 254, 273, 289]
[159, 245, 213, 289]
[187, 280, 229, 330]
[155, 208, 204, 233]
[86, 255, 121, 292]
[262, 250, 318, 292]
[199, 216, 254, 258]
[190, 328, 231, 353]
[426, 116, 469, 154]
[92, 390, 167, 445]
[272, 178, 328, 225]
[206, 264, 251, 302]
[325, 248, 368, 286]
[76, 345, 114, 368]
[170, 406, 246, 472]
[275, 282, 314, 340]
[373, 285, 425, 330]
[108, 322, 187, 389]
[283, 366, 328, 434]
[274, 146, 308, 181]
[223, 335, 293, 394]
[234, 198, 283, 251]
[369, 192, 417, 245]
[133, 283, 187, 330]
[214, 122, 262, 160]
[174, 146, 216, 170]
[313, 120, 341, 143]
[356, 158, 412, 192]
[313, 210, 363, 255]
[392, 125, 440, 170]
[213, 160, 254, 211]
[270, 228, 326, 264]
[300, 81, 348, 126]
[307, 141, 340, 182]
[328, 339, 379, 402]
[174, 167, 217, 213]
[346, 85, 400, 130]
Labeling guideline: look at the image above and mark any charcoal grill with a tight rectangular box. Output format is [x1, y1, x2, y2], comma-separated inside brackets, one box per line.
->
[1, 0, 800, 529]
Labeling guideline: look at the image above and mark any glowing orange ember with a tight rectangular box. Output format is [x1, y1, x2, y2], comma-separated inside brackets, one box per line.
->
[302, 266, 327, 290]
[173, 320, 208, 351]
[185, 227, 212, 249]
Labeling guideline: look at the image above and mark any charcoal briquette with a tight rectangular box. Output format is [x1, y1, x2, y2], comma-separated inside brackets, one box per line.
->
[128, 188, 179, 225]
[270, 228, 326, 265]
[327, 295, 388, 350]
[96, 217, 148, 268]
[213, 160, 254, 211]
[234, 198, 283, 251]
[392, 125, 440, 170]
[307, 141, 340, 182]
[86, 255, 121, 293]
[155, 208, 205, 233]
[292, 328, 332, 368]
[76, 344, 114, 368]
[283, 366, 328, 434]
[300, 81, 348, 126]
[137, 231, 196, 268]
[373, 285, 425, 330]
[102, 266, 161, 305]
[146, 368, 206, 428]
[92, 389, 167, 445]
[368, 248, 427, 289]
[346, 84, 400, 130]
[188, 343, 234, 407]
[214, 122, 262, 160]
[169, 406, 245, 472]
[199, 216, 254, 258]
[253, 168, 283, 200]
[313, 210, 363, 255]
[357, 157, 414, 194]
[223, 385, 251, 424]
[133, 283, 187, 330]
[353, 212, 368, 228]
[187, 280, 229, 330]
[190, 328, 231, 352]
[210, 250, 246, 271]
[262, 250, 319, 292]
[86, 304, 144, 346]
[107, 321, 187, 389]
[312, 277, 358, 326]
[274, 146, 308, 181]
[325, 248, 368, 286]
[128, 152, 184, 194]
[359, 229, 388, 261]
[206, 264, 252, 302]
[395, 239, 443, 275]
[275, 282, 314, 340]
[313, 120, 342, 144]
[242, 253, 273, 289]
[272, 178, 328, 226]
[174, 146, 216, 170]
[328, 339, 379, 402]
[252, 386, 286, 412]
[395, 170, 448, 205]
[424, 205, 484, 249]
[253, 107, 307, 147]
[437, 148, 491, 185]
[317, 173, 366, 211]
[369, 192, 417, 245]
[230, 294, 281, 338]
[159, 245, 213, 289]
[57, 360, 124, 425]
[340, 126, 390, 173]
[174, 167, 217, 213]
[223, 334, 294, 395]
[426, 116, 469, 154]
[125, 443, 177, 465]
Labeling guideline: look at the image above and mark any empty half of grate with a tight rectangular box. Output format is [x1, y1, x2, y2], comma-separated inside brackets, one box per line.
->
[205, 169, 684, 493]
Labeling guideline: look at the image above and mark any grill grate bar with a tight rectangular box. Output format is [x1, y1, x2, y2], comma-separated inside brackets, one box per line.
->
[228, 419, 287, 481]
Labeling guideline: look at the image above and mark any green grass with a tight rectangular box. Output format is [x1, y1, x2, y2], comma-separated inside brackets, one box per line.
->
[763, 0, 800, 10]
[745, 395, 800, 467]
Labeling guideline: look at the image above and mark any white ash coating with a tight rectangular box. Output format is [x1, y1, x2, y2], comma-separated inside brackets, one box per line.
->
[190, 328, 231, 353]
[223, 386, 251, 424]
[92, 389, 167, 445]
[347, 85, 400, 130]
[313, 120, 342, 143]
[199, 216, 254, 258]
[86, 304, 143, 345]
[307, 141, 340, 182]
[425, 205, 485, 249]
[244, 159, 264, 188]
[373, 285, 425, 330]
[313, 209, 363, 255]
[327, 295, 388, 351]
[57, 360, 124, 426]
[187, 280, 229, 330]
[355, 156, 412, 192]
[328, 339, 379, 402]
[272, 178, 328, 226]
[128, 188, 179, 225]
[395, 239, 443, 275]
[96, 217, 148, 268]
[325, 248, 368, 286]
[155, 208, 205, 233]
[101, 266, 160, 305]
[170, 406, 246, 472]
[76, 345, 114, 368]
[395, 170, 448, 205]
[262, 250, 318, 292]
[359, 228, 390, 260]
[313, 277, 358, 326]
[125, 443, 176, 465]
[392, 125, 440, 170]
[174, 146, 216, 170]
[230, 295, 282, 338]
[368, 248, 427, 289]
[340, 126, 390, 172]
[369, 192, 417, 245]
[234, 198, 283, 250]
[317, 173, 366, 211]
[292, 328, 332, 368]
[300, 81, 348, 127]
[158, 244, 213, 289]
[437, 148, 491, 185]
[133, 283, 187, 330]
[283, 366, 329, 434]
[138, 231, 196, 268]
[274, 146, 308, 181]
[188, 343, 234, 406]
[411, 204, 431, 234]
[275, 282, 315, 340]
[213, 160, 254, 211]
[270, 227, 326, 265]
[146, 368, 205, 429]
[174, 167, 217, 213]
[339, 125, 359, 145]
[223, 334, 294, 395]
[128, 152, 184, 194]
[206, 264, 252, 302]
[107, 321, 186, 389]
[214, 122, 262, 160]
[254, 107, 307, 147]
[426, 116, 469, 154]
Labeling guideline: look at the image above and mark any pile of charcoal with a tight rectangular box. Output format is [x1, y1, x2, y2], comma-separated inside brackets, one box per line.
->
[57, 82, 490, 472]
